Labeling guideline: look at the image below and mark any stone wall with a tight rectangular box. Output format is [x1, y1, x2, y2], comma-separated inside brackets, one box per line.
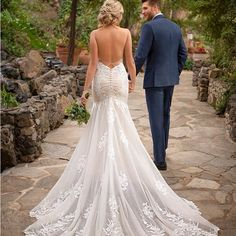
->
[1, 50, 87, 171]
[192, 60, 212, 101]
[192, 59, 236, 142]
[197, 66, 210, 102]
[192, 59, 203, 87]
[225, 95, 236, 142]
[208, 73, 231, 107]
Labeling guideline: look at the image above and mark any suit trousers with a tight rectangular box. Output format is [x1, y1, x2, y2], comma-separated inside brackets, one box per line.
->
[145, 86, 174, 164]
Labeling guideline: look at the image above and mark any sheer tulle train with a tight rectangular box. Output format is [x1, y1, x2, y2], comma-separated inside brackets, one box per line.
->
[24, 62, 219, 235]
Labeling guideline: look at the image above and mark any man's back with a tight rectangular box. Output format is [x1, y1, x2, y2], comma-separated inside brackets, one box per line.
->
[135, 15, 187, 88]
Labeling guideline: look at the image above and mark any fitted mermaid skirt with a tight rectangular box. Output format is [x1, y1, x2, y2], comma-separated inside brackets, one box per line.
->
[24, 62, 219, 235]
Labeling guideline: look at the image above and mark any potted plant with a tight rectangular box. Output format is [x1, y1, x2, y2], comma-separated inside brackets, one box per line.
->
[55, 0, 81, 66]
[56, 36, 81, 66]
[55, 0, 97, 65]
[77, 32, 90, 65]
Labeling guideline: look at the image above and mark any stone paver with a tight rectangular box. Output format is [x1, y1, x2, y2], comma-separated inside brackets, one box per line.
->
[1, 71, 236, 235]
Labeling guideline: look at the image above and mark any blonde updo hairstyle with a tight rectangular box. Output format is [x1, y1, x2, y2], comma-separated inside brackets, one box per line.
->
[98, 0, 124, 27]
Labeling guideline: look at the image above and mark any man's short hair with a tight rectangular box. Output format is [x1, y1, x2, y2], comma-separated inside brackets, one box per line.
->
[142, 0, 161, 8]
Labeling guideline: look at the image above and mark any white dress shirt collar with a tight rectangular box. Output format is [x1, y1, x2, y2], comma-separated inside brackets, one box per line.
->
[152, 12, 163, 20]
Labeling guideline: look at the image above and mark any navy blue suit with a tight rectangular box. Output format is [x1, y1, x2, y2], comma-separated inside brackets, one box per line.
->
[135, 14, 187, 165]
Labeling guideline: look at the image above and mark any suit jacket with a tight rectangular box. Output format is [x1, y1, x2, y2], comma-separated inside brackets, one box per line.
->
[135, 15, 187, 88]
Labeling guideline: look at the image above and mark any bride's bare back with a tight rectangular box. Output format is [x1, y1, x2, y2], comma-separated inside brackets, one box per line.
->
[83, 25, 136, 94]
[95, 25, 129, 67]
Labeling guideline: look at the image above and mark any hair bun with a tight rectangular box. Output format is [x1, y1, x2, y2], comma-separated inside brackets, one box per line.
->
[98, 0, 124, 27]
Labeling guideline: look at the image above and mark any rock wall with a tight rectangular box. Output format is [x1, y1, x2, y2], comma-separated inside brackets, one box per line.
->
[192, 59, 203, 87]
[225, 95, 236, 142]
[197, 66, 210, 102]
[192, 59, 236, 142]
[1, 50, 87, 171]
[207, 67, 230, 108]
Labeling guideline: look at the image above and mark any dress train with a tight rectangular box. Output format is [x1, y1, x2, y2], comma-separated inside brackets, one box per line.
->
[24, 62, 219, 235]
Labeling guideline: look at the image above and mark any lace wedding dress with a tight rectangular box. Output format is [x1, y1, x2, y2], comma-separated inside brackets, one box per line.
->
[24, 62, 219, 236]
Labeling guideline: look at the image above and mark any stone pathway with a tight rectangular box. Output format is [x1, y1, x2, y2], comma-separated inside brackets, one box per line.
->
[1, 71, 236, 235]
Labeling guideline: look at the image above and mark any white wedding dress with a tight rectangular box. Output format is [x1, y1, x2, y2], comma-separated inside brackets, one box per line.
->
[24, 62, 219, 236]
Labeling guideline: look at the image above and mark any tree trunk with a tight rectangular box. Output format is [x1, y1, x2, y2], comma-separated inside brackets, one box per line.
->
[67, 0, 78, 66]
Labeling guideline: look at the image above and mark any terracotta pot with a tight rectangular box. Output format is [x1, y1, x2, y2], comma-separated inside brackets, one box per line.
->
[79, 49, 90, 65]
[56, 46, 81, 66]
[188, 47, 194, 54]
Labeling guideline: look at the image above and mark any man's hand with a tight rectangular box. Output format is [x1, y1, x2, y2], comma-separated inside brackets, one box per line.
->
[128, 81, 135, 93]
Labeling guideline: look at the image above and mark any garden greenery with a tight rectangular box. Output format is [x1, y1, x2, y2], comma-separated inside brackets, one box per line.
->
[185, 0, 236, 76]
[56, 0, 141, 49]
[1, 0, 57, 56]
[0, 87, 19, 108]
[2, 0, 235, 81]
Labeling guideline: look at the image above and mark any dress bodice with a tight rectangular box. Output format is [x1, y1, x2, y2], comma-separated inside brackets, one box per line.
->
[92, 62, 128, 103]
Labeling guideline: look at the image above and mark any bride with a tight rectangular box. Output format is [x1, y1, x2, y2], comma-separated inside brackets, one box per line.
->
[24, 0, 219, 235]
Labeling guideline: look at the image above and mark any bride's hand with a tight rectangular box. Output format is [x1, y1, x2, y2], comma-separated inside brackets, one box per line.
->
[128, 81, 135, 93]
[80, 97, 87, 106]
[80, 90, 90, 106]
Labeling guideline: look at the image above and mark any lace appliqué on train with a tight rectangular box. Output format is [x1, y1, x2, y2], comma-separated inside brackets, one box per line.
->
[155, 181, 168, 195]
[103, 196, 124, 236]
[119, 172, 128, 191]
[155, 203, 218, 236]
[141, 203, 165, 236]
[29, 183, 84, 220]
[25, 213, 75, 235]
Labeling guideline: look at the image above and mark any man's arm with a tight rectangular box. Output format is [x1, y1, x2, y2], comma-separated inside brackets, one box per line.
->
[135, 23, 154, 75]
[178, 36, 187, 75]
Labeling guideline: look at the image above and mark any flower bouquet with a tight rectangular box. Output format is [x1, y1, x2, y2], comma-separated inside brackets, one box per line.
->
[65, 101, 90, 125]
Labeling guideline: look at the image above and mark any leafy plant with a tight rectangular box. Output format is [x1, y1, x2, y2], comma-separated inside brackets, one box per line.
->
[0, 87, 19, 108]
[184, 58, 193, 70]
[215, 81, 236, 114]
[65, 102, 90, 125]
[86, 0, 141, 29]
[1, 0, 57, 56]
[215, 93, 229, 114]
[184, 0, 236, 73]
[56, 0, 98, 49]
[119, 0, 141, 28]
[56, 0, 142, 49]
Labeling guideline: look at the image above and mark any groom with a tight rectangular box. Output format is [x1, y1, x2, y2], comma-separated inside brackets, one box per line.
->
[135, 0, 187, 170]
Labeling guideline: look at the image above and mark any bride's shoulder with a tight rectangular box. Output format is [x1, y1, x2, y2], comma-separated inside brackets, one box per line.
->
[119, 27, 130, 35]
[119, 27, 129, 32]
[90, 29, 100, 38]
[91, 29, 99, 34]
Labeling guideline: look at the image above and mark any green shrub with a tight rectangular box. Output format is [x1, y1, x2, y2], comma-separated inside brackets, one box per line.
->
[185, 0, 236, 74]
[0, 87, 19, 108]
[55, 0, 99, 49]
[215, 81, 236, 114]
[1, 0, 57, 56]
[215, 93, 229, 114]
[184, 58, 193, 71]
[56, 0, 141, 49]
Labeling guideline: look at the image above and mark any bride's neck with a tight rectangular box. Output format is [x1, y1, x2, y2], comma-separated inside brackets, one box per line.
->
[102, 24, 120, 29]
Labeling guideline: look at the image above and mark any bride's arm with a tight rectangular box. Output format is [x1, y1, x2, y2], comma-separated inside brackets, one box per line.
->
[82, 31, 98, 98]
[124, 30, 136, 91]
